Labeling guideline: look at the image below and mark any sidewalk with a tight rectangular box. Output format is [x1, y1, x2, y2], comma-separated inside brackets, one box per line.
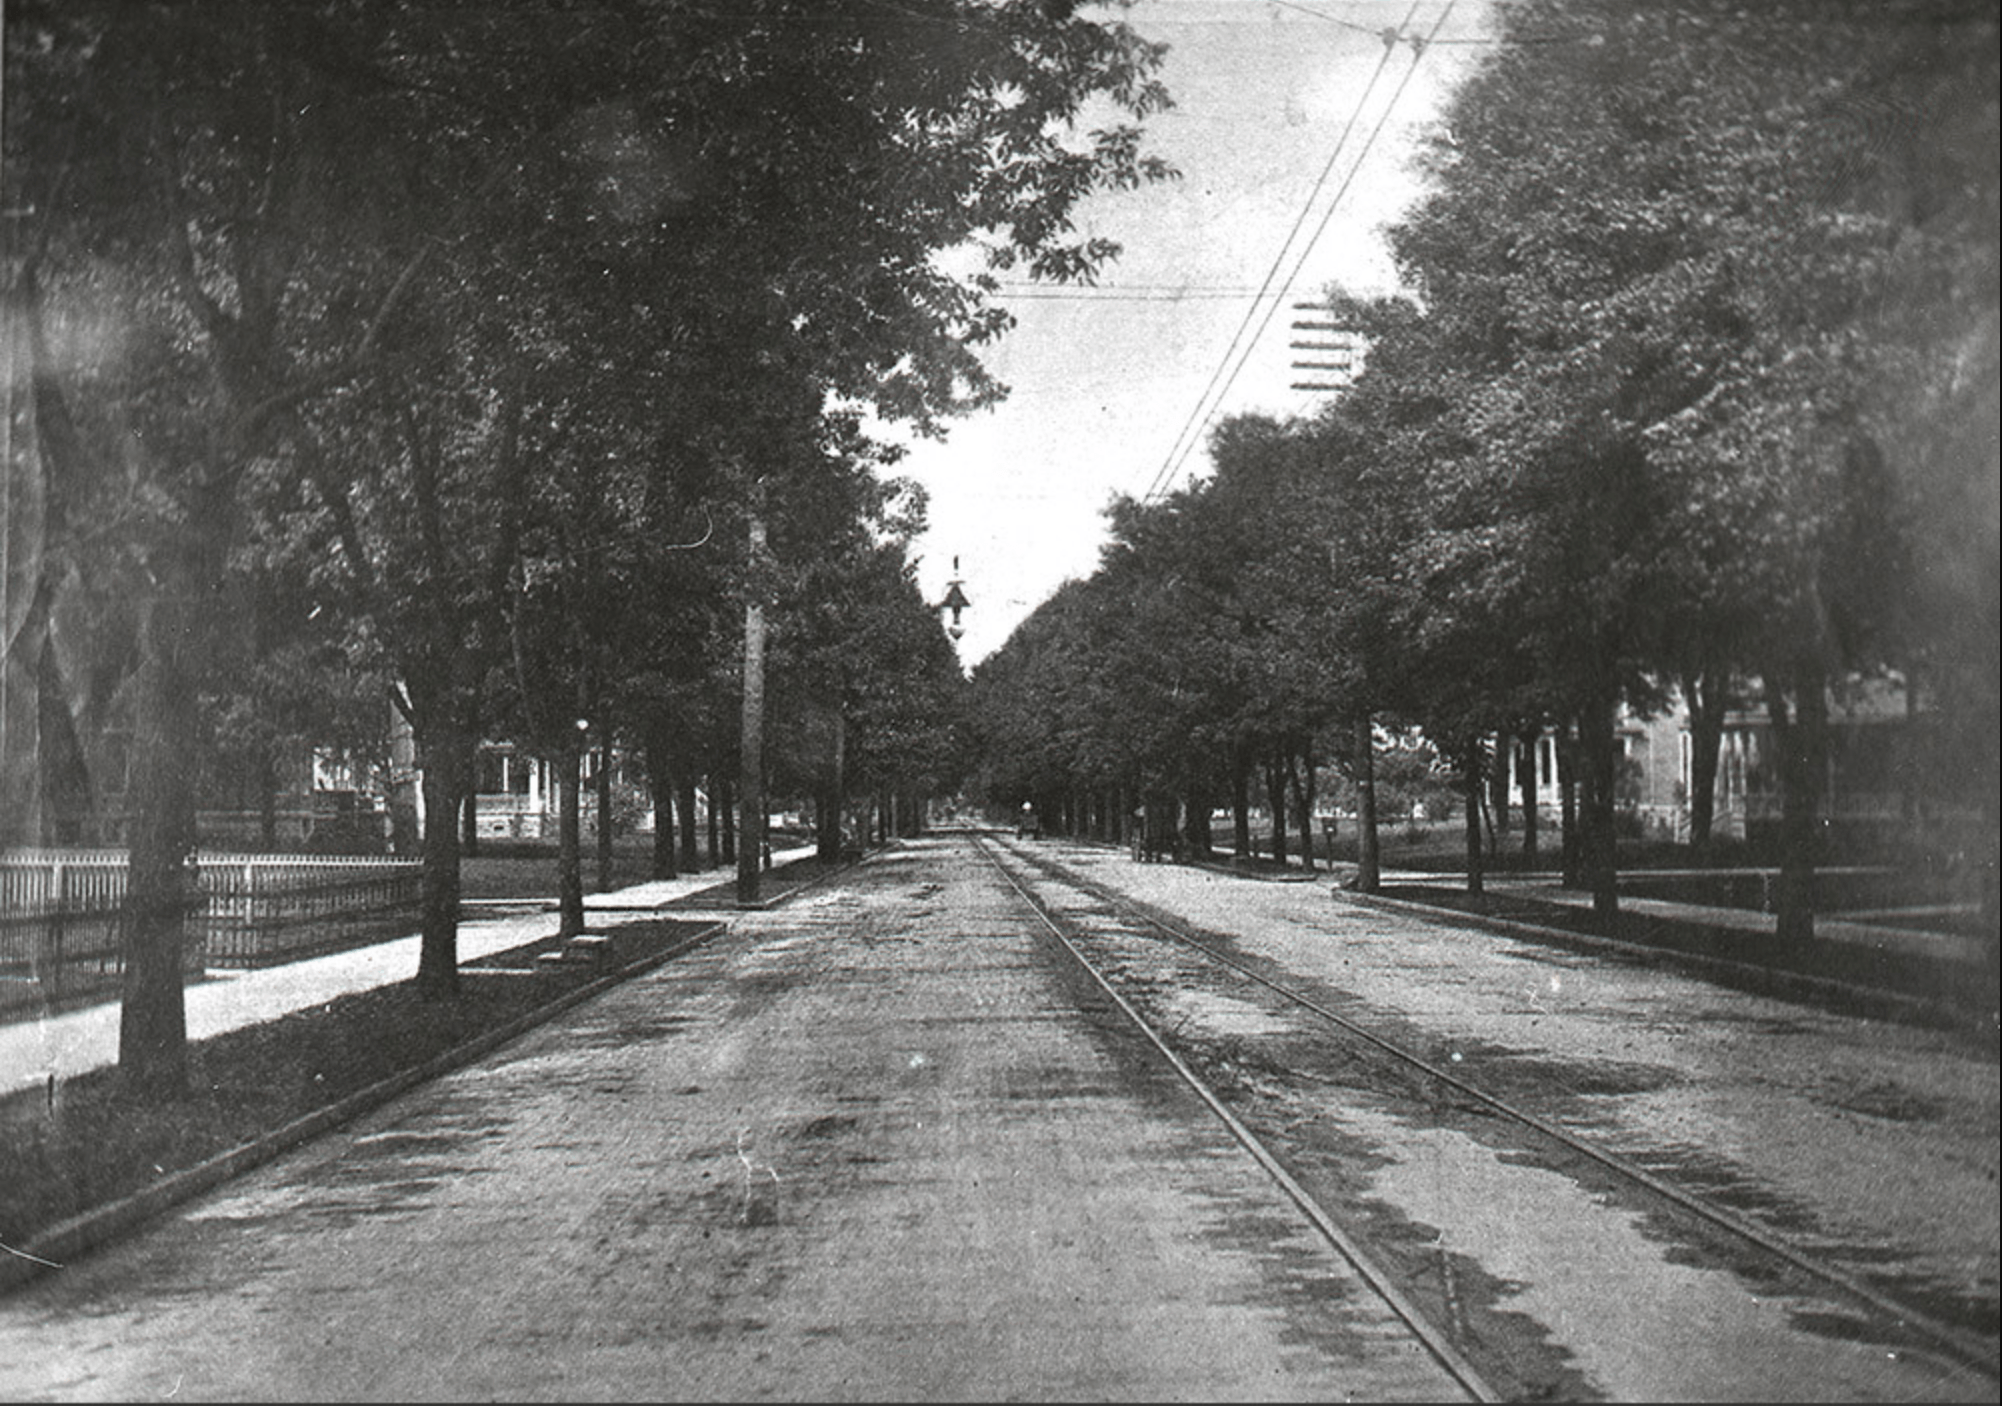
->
[1475, 875, 1992, 968]
[0, 848, 814, 1100]
[1208, 843, 1988, 970]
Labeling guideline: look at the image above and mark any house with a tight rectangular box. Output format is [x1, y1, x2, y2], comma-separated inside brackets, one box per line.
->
[1497, 672, 1933, 849]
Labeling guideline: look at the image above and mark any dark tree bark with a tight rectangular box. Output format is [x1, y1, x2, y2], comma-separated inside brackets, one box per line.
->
[459, 699, 482, 859]
[257, 745, 280, 851]
[1769, 659, 1828, 946]
[1264, 752, 1289, 865]
[1578, 696, 1621, 919]
[706, 775, 721, 867]
[817, 712, 846, 860]
[1289, 745, 1315, 874]
[645, 730, 678, 881]
[414, 717, 471, 999]
[117, 595, 200, 1096]
[557, 742, 583, 938]
[595, 740, 613, 893]
[1488, 732, 1511, 837]
[1182, 780, 1212, 859]
[1681, 669, 1731, 854]
[1354, 716, 1381, 894]
[1516, 729, 1539, 867]
[1556, 723, 1582, 889]
[1462, 736, 1485, 898]
[677, 776, 701, 872]
[1230, 743, 1252, 862]
[719, 777, 736, 864]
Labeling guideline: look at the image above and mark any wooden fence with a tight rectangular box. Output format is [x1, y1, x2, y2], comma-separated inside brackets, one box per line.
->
[1, 850, 423, 1011]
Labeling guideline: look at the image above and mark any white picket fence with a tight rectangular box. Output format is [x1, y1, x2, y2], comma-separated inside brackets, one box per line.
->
[1, 849, 423, 1010]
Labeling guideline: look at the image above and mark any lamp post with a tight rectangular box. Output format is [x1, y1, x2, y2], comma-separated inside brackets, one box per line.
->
[939, 557, 971, 642]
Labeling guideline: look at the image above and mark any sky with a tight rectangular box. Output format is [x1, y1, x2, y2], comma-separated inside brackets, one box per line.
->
[900, 0, 1496, 667]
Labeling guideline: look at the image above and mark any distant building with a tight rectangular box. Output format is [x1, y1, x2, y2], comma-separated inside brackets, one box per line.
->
[1499, 672, 1935, 849]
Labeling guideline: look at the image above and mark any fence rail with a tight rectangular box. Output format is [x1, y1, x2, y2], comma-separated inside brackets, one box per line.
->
[1, 850, 423, 1011]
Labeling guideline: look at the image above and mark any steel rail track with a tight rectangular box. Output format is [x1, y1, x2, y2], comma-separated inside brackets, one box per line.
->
[973, 836, 1502, 1405]
[986, 834, 2002, 1387]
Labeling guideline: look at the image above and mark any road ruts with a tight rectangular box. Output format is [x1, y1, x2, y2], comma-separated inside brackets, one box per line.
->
[981, 831, 1999, 1403]
[0, 835, 1472, 1402]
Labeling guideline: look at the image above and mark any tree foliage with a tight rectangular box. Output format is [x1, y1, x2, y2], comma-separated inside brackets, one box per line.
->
[4, 0, 1174, 1085]
[969, 0, 1995, 944]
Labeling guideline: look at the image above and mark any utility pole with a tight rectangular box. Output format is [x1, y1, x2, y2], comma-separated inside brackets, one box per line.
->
[1289, 303, 1362, 393]
[737, 486, 769, 906]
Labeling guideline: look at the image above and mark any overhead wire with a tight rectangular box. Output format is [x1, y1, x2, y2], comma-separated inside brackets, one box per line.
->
[1139, 0, 1460, 504]
[1131, 2, 1421, 507]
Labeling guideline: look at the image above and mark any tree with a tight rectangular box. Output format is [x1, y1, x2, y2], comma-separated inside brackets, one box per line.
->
[6, 0, 499, 1082]
[1365, 0, 1997, 934]
[9, 0, 1179, 1068]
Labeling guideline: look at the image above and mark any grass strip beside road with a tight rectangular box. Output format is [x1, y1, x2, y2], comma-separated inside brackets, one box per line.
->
[1367, 883, 1998, 1045]
[0, 916, 719, 1294]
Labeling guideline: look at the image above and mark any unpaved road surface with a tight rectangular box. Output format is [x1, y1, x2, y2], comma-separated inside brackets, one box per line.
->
[1015, 834, 1998, 1401]
[0, 841, 1468, 1402]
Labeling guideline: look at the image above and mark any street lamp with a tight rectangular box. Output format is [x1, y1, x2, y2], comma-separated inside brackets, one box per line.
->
[939, 557, 971, 641]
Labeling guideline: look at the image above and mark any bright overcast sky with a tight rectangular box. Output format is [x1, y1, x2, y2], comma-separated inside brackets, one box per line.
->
[901, 0, 1496, 667]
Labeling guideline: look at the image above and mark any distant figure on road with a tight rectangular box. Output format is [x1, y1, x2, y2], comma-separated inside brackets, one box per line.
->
[1017, 803, 1039, 839]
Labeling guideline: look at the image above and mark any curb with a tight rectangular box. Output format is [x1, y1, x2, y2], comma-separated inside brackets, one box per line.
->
[1336, 887, 1987, 1036]
[1, 919, 727, 1298]
[731, 853, 868, 910]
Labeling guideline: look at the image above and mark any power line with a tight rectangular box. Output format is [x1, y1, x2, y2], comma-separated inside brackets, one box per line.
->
[998, 289, 1280, 302]
[1140, 0, 1459, 504]
[1134, 4, 1420, 506]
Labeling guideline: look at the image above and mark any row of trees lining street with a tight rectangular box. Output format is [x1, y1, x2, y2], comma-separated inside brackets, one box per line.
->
[967, 0, 1998, 963]
[1, 0, 1175, 1092]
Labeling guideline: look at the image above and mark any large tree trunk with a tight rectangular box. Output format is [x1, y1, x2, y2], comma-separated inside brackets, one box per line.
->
[1289, 746, 1316, 874]
[1769, 660, 1827, 946]
[1578, 696, 1621, 919]
[1354, 716, 1381, 894]
[595, 740, 614, 893]
[1182, 781, 1212, 860]
[677, 776, 701, 872]
[118, 597, 200, 1096]
[1556, 723, 1582, 889]
[257, 744, 280, 851]
[706, 775, 721, 866]
[557, 743, 583, 938]
[414, 718, 469, 999]
[1264, 752, 1288, 865]
[719, 777, 736, 863]
[645, 730, 677, 881]
[459, 700, 481, 859]
[1682, 669, 1729, 854]
[818, 712, 845, 861]
[1516, 729, 1539, 867]
[1230, 743, 1252, 862]
[1462, 736, 1485, 897]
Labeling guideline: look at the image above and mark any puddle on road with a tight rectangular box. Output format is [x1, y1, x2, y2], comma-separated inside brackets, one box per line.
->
[1328, 1098, 1987, 1402]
